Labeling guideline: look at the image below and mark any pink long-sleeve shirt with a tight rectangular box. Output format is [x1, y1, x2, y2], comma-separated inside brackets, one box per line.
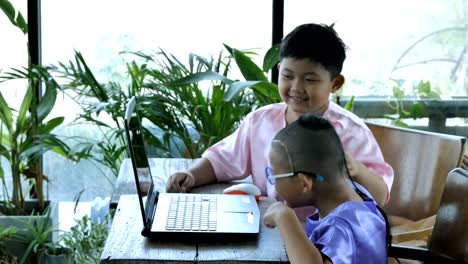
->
[203, 102, 394, 201]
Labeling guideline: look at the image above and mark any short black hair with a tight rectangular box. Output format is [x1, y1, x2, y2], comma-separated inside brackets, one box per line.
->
[272, 113, 346, 181]
[280, 23, 347, 79]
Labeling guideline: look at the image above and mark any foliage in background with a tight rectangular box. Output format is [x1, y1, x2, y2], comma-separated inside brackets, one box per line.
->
[54, 44, 282, 165]
[385, 79, 441, 127]
[0, 66, 88, 215]
[222, 44, 281, 105]
[134, 48, 255, 158]
[0, 0, 89, 215]
[16, 207, 55, 264]
[391, 25, 468, 95]
[0, 226, 19, 264]
[54, 51, 129, 178]
[61, 214, 110, 264]
[0, 0, 27, 35]
[137, 44, 281, 158]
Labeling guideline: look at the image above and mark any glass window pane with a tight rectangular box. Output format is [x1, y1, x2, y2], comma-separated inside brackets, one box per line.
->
[0, 2, 28, 200]
[42, 0, 272, 201]
[285, 0, 467, 97]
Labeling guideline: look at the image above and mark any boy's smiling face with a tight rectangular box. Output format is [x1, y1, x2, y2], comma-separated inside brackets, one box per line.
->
[278, 58, 344, 121]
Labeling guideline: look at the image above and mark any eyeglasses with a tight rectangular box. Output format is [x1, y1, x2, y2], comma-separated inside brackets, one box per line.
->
[265, 166, 324, 185]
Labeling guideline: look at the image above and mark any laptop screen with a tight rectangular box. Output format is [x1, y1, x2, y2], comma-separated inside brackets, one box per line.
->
[124, 97, 155, 225]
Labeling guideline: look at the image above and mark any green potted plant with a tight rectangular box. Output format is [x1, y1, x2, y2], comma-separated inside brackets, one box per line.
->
[61, 214, 110, 264]
[17, 207, 73, 264]
[0, 1, 82, 262]
[0, 0, 79, 214]
[0, 66, 71, 215]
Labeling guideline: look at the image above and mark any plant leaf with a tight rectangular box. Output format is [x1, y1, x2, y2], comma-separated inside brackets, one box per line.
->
[0, 143, 10, 160]
[223, 44, 268, 82]
[417, 80, 431, 95]
[0, 91, 14, 133]
[16, 86, 33, 134]
[410, 102, 425, 118]
[0, 0, 28, 34]
[224, 81, 262, 101]
[38, 117, 64, 134]
[392, 86, 405, 100]
[344, 96, 355, 111]
[263, 44, 280, 72]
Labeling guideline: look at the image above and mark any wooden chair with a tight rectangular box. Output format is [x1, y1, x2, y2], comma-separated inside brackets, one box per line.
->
[389, 168, 468, 263]
[366, 122, 466, 222]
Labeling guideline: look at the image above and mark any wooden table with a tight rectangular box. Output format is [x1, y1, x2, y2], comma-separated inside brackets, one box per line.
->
[101, 158, 289, 263]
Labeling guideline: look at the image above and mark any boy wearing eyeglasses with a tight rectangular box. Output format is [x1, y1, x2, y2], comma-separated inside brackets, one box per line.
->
[264, 113, 389, 264]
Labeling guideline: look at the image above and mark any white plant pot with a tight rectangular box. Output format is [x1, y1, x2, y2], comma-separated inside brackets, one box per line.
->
[0, 201, 57, 264]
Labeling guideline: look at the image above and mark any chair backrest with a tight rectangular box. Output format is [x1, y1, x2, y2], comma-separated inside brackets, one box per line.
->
[429, 168, 468, 262]
[366, 122, 466, 220]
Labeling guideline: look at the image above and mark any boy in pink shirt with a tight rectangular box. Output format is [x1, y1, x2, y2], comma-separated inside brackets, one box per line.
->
[166, 23, 393, 208]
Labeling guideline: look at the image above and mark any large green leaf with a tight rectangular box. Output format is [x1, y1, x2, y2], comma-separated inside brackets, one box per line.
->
[224, 81, 262, 101]
[223, 44, 268, 82]
[251, 82, 281, 102]
[38, 117, 64, 134]
[263, 44, 280, 73]
[16, 86, 33, 134]
[21, 134, 71, 161]
[0, 91, 13, 133]
[74, 51, 109, 101]
[34, 66, 59, 121]
[0, 0, 28, 34]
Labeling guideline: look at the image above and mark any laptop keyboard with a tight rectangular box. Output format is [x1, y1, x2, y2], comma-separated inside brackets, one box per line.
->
[165, 195, 217, 231]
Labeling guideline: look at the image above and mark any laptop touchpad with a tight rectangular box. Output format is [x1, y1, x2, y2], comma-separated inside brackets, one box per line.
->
[222, 211, 255, 224]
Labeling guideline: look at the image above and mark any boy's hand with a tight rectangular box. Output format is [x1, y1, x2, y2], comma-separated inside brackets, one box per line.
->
[345, 152, 363, 179]
[263, 201, 291, 228]
[166, 172, 195, 193]
[461, 154, 468, 170]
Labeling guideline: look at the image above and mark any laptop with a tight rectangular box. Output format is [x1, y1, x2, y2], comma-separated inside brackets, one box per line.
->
[124, 96, 260, 241]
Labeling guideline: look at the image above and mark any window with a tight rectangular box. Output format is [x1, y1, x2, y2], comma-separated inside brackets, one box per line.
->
[285, 0, 467, 97]
[41, 0, 272, 201]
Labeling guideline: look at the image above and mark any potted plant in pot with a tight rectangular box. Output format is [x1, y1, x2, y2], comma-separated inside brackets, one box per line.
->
[0, 1, 83, 262]
[0, 63, 77, 262]
[18, 207, 73, 264]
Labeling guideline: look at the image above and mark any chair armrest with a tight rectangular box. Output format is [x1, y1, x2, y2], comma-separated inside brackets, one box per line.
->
[388, 244, 429, 261]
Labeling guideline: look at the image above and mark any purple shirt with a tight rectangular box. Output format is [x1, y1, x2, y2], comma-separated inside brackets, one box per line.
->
[305, 200, 387, 264]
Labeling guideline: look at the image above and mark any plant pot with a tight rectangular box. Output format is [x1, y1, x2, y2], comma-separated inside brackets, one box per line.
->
[0, 201, 57, 264]
[37, 247, 73, 264]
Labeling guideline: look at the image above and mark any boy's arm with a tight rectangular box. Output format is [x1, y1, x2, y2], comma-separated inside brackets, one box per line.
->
[265, 203, 330, 264]
[345, 153, 388, 206]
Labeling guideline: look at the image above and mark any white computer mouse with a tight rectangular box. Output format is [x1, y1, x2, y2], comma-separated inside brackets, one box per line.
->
[223, 183, 261, 200]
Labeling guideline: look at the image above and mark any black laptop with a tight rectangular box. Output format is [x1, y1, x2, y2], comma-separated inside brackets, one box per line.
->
[124, 96, 260, 241]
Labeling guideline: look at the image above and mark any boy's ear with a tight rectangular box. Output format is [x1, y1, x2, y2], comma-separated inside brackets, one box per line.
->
[300, 173, 314, 192]
[331, 74, 345, 93]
